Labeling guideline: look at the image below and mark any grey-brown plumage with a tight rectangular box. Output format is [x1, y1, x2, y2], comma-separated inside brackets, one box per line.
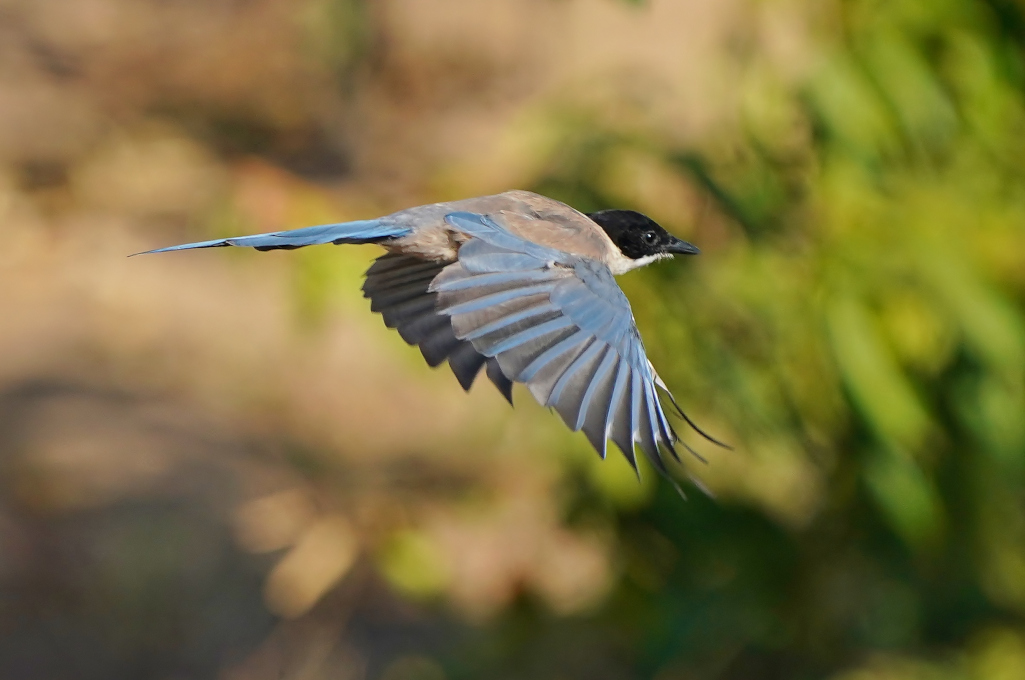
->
[379, 191, 622, 264]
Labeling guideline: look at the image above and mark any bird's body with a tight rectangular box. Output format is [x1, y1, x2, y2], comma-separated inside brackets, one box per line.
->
[383, 190, 618, 265]
[142, 190, 721, 479]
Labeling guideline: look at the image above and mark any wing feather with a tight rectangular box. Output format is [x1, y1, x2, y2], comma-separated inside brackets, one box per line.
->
[548, 340, 604, 415]
[639, 381, 669, 474]
[377, 295, 437, 329]
[433, 269, 553, 292]
[370, 279, 441, 312]
[649, 380, 682, 463]
[368, 267, 444, 294]
[523, 331, 595, 405]
[575, 347, 617, 432]
[486, 316, 578, 356]
[518, 328, 591, 382]
[493, 327, 582, 380]
[581, 359, 629, 459]
[396, 313, 449, 345]
[448, 293, 556, 342]
[609, 370, 638, 471]
[486, 358, 514, 404]
[448, 342, 487, 391]
[462, 303, 561, 342]
[441, 283, 559, 316]
[419, 324, 464, 367]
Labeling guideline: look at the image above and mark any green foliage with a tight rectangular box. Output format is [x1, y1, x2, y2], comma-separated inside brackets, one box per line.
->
[166, 1, 1025, 676]
[447, 1, 1025, 677]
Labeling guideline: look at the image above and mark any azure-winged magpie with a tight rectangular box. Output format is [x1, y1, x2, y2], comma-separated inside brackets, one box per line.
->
[140, 190, 726, 478]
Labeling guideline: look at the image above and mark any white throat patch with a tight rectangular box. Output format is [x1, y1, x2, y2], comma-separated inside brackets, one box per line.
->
[605, 251, 673, 275]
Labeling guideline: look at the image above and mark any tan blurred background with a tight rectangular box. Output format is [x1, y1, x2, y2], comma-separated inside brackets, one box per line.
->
[2, 1, 1025, 679]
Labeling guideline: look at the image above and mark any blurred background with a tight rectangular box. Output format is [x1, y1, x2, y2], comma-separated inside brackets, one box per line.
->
[1, 0, 1024, 678]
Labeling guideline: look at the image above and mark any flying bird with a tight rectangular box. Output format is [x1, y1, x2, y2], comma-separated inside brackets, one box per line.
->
[141, 190, 725, 480]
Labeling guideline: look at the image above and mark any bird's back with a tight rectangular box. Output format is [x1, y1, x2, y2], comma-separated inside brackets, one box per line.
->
[384, 190, 617, 264]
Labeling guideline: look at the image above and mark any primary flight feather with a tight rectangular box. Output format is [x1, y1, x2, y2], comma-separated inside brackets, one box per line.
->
[140, 190, 724, 478]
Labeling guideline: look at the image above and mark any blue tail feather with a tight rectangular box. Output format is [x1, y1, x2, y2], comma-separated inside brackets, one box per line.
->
[134, 219, 411, 256]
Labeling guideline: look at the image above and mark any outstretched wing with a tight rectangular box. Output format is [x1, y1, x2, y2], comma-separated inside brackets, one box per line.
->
[432, 212, 688, 475]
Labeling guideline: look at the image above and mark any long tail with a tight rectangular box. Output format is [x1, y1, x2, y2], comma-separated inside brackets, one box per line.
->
[133, 219, 412, 255]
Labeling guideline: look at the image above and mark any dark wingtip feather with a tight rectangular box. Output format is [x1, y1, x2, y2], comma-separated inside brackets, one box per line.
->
[418, 325, 463, 367]
[659, 387, 733, 450]
[677, 438, 708, 464]
[448, 343, 487, 391]
[486, 359, 514, 404]
[663, 438, 683, 465]
[652, 402, 684, 465]
[583, 425, 608, 460]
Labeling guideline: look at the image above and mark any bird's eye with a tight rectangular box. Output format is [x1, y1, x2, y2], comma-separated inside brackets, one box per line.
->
[642, 231, 657, 244]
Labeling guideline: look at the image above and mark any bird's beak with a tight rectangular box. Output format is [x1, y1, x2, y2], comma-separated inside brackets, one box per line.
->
[666, 237, 700, 255]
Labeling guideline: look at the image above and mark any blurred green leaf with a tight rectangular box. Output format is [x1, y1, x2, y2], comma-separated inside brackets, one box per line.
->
[827, 295, 934, 453]
[864, 447, 945, 549]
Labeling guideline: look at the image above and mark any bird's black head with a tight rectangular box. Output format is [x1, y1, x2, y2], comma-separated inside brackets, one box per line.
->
[587, 209, 699, 261]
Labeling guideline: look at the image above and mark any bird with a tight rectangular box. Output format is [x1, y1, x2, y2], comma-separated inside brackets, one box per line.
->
[140, 190, 726, 481]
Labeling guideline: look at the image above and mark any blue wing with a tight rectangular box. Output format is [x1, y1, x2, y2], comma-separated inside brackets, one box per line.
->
[432, 212, 687, 475]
